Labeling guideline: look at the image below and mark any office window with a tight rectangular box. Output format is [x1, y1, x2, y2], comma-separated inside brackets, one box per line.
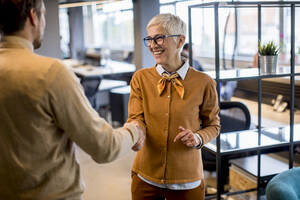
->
[94, 12, 107, 48]
[283, 7, 300, 58]
[160, 0, 215, 58]
[160, 5, 175, 14]
[83, 5, 97, 48]
[59, 8, 70, 58]
[237, 7, 279, 57]
[160, 0, 177, 3]
[101, 10, 134, 50]
[82, 0, 134, 51]
[160, 0, 299, 62]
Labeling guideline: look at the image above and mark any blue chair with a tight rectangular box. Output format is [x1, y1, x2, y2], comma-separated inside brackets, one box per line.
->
[266, 167, 300, 200]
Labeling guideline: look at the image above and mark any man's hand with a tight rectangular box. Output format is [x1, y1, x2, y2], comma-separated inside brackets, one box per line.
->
[125, 121, 145, 151]
[174, 126, 200, 148]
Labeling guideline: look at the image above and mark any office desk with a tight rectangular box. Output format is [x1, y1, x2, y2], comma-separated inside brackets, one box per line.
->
[96, 79, 128, 110]
[99, 79, 127, 91]
[63, 59, 136, 78]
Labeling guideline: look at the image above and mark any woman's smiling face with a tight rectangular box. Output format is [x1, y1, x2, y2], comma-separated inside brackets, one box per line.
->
[147, 24, 181, 66]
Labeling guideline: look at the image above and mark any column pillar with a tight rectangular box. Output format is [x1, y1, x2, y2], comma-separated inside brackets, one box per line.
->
[68, 6, 85, 60]
[133, 0, 159, 69]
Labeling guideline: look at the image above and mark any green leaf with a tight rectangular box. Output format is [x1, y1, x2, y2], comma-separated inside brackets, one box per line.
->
[258, 41, 280, 56]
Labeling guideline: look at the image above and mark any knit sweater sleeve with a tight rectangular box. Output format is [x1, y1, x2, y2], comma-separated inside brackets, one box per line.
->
[127, 71, 147, 135]
[196, 78, 220, 147]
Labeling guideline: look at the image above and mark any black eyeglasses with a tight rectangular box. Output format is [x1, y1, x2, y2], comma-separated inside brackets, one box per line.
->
[143, 34, 180, 47]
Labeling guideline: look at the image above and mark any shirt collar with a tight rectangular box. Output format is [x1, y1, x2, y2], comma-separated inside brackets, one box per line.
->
[156, 61, 189, 80]
[0, 36, 34, 52]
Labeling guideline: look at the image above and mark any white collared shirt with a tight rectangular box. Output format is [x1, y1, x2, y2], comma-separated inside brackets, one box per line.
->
[155, 61, 189, 80]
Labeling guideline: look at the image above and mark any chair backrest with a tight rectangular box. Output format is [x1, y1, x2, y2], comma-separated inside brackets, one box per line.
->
[266, 167, 300, 200]
[220, 101, 251, 133]
[80, 77, 102, 109]
[202, 101, 251, 172]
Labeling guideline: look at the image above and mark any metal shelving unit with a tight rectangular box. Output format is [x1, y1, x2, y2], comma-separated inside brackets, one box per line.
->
[188, 1, 300, 199]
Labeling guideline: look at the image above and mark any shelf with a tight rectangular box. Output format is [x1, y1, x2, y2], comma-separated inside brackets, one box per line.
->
[205, 123, 300, 154]
[205, 65, 300, 81]
[229, 154, 289, 180]
[189, 1, 300, 199]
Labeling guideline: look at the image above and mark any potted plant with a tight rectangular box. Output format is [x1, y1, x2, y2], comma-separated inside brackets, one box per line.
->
[258, 41, 280, 74]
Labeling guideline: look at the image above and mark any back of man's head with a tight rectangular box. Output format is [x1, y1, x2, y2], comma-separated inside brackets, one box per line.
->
[0, 0, 43, 36]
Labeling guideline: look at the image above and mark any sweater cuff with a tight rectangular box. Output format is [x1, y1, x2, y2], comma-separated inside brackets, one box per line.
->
[123, 123, 140, 144]
[194, 134, 203, 149]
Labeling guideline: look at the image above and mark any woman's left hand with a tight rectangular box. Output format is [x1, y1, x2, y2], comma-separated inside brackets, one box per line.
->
[174, 126, 200, 148]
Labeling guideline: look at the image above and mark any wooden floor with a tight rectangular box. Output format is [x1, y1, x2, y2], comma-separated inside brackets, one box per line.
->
[78, 147, 135, 200]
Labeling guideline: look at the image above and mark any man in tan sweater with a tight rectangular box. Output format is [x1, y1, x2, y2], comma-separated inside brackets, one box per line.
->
[128, 14, 220, 200]
[0, 1, 144, 199]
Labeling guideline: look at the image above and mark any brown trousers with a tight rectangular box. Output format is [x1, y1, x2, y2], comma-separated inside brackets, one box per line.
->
[131, 173, 205, 200]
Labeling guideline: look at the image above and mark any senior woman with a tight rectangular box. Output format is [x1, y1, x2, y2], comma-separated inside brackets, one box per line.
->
[127, 13, 220, 200]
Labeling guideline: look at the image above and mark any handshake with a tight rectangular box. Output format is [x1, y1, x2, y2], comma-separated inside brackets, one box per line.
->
[124, 121, 145, 152]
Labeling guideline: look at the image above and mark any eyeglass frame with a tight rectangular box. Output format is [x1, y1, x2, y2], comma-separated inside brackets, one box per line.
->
[143, 34, 181, 47]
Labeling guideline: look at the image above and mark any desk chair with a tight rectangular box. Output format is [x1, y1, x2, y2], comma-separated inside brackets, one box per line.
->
[219, 101, 251, 133]
[266, 167, 300, 200]
[202, 101, 251, 193]
[80, 77, 102, 109]
[203, 101, 251, 170]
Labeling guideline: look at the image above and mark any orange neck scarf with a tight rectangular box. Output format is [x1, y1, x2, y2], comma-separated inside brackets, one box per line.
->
[157, 73, 184, 99]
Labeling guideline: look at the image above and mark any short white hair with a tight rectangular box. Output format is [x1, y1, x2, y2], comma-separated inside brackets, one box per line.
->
[147, 13, 186, 37]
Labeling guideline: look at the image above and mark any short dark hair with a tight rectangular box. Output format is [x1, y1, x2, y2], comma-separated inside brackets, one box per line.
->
[0, 0, 43, 35]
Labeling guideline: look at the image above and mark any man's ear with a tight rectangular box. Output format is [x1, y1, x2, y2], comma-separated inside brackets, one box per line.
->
[28, 8, 38, 27]
[177, 35, 186, 49]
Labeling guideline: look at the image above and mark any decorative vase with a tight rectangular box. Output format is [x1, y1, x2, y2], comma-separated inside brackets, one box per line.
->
[259, 55, 278, 74]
